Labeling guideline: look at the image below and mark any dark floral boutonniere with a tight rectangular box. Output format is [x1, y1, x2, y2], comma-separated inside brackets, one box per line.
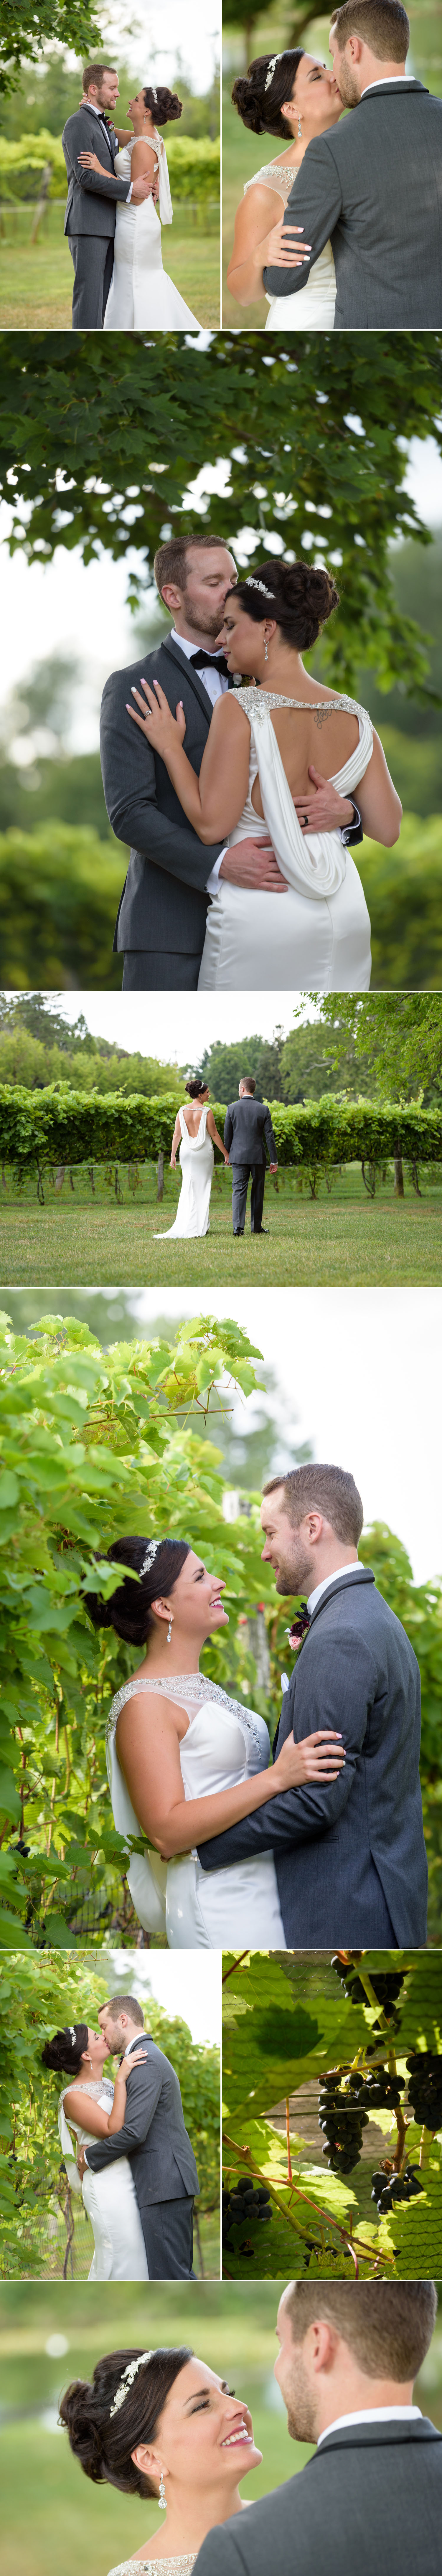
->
[281, 1603, 311, 1692]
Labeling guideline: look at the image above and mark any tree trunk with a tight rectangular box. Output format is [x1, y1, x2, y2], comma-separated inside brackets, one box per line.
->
[393, 1153, 404, 1198]
[30, 164, 52, 244]
[157, 1150, 164, 1201]
[54, 1167, 65, 1193]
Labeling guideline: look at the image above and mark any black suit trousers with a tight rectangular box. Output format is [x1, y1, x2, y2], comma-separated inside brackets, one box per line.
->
[68, 233, 114, 330]
[232, 1162, 265, 1232]
[144, 2194, 194, 2278]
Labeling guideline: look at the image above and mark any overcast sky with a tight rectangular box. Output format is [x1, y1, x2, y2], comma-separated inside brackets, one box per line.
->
[21, 988, 316, 1052]
[42, 0, 220, 95]
[1, 434, 441, 748]
[106, 1948, 221, 2046]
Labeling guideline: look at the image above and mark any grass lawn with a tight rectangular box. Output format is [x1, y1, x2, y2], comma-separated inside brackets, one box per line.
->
[1, 2203, 219, 2285]
[0, 202, 220, 327]
[1, 1180, 441, 1286]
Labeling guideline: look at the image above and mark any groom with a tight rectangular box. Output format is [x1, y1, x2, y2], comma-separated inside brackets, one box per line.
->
[196, 1462, 428, 1944]
[224, 1077, 278, 1235]
[264, 0, 442, 327]
[77, 1994, 199, 2277]
[62, 62, 157, 331]
[194, 2281, 442, 2576]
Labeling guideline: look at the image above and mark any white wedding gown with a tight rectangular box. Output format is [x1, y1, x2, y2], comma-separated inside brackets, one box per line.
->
[58, 2078, 149, 2279]
[198, 688, 372, 991]
[154, 1105, 214, 1238]
[103, 132, 199, 329]
[106, 1675, 286, 1948]
[109, 2560, 196, 2573]
[244, 159, 336, 330]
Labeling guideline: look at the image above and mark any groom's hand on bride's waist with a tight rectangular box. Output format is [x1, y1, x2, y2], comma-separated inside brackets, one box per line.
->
[131, 171, 159, 201]
[294, 768, 357, 834]
[219, 837, 288, 890]
[76, 2148, 87, 2180]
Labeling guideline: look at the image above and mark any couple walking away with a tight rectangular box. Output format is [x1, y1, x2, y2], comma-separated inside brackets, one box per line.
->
[85, 1462, 428, 1949]
[101, 534, 402, 994]
[155, 1075, 276, 1240]
[62, 61, 198, 329]
[59, 2281, 442, 2575]
[228, 0, 442, 330]
[42, 1994, 199, 2281]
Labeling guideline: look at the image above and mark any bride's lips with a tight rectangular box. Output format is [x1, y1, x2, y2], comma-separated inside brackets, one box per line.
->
[220, 2421, 253, 2449]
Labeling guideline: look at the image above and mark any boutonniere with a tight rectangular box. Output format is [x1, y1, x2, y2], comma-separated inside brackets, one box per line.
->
[281, 1604, 311, 1691]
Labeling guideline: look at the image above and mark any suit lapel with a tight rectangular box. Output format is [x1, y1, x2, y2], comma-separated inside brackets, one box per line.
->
[273, 1571, 375, 1756]
[162, 636, 214, 723]
[83, 103, 115, 163]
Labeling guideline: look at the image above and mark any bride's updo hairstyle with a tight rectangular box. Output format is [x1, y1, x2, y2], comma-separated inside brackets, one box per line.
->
[41, 2024, 89, 2077]
[185, 1073, 208, 1099]
[59, 2345, 193, 2494]
[143, 84, 182, 125]
[228, 560, 339, 653]
[85, 1536, 191, 1647]
[232, 50, 304, 139]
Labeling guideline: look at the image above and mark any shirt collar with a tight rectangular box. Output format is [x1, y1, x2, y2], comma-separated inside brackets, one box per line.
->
[361, 77, 410, 94]
[317, 2407, 422, 2445]
[307, 1562, 361, 1615]
[169, 629, 220, 664]
[123, 2034, 146, 2056]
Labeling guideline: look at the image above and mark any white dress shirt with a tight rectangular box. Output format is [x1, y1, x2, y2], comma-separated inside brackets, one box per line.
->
[86, 100, 133, 202]
[317, 2406, 422, 2445]
[169, 630, 228, 892]
[361, 78, 410, 96]
[307, 1561, 362, 1615]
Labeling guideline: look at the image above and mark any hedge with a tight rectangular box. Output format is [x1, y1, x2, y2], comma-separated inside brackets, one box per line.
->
[2, 1085, 442, 1191]
[0, 130, 220, 208]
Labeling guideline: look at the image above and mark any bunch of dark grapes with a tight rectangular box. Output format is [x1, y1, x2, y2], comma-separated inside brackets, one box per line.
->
[222, 2176, 272, 2255]
[318, 2072, 370, 2174]
[405, 2051, 442, 2133]
[330, 1956, 405, 2016]
[371, 2162, 424, 2216]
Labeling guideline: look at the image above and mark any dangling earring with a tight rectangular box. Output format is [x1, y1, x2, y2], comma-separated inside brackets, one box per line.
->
[166, 1617, 173, 1644]
[297, 113, 302, 136]
[159, 2472, 167, 2509]
[264, 638, 268, 663]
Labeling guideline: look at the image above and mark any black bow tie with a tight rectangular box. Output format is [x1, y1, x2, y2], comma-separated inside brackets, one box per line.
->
[189, 650, 230, 678]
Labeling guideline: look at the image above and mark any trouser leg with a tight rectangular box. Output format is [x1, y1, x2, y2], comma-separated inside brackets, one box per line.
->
[122, 950, 202, 991]
[231, 1165, 249, 1232]
[250, 1164, 265, 1231]
[101, 239, 115, 323]
[143, 2195, 195, 2279]
[68, 233, 112, 330]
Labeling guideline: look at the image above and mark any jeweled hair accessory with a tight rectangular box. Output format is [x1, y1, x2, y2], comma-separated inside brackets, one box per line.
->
[69, 2028, 76, 2045]
[141, 1539, 161, 1577]
[151, 85, 157, 103]
[110, 2353, 154, 2420]
[244, 578, 275, 600]
[264, 53, 283, 91]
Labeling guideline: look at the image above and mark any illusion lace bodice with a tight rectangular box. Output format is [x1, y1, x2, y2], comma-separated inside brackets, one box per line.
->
[244, 157, 336, 319]
[59, 2076, 114, 2149]
[106, 1672, 263, 1759]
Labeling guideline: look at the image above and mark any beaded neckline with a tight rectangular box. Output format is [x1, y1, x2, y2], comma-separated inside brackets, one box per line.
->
[234, 686, 368, 729]
[106, 1674, 263, 1755]
[244, 161, 299, 190]
[107, 2558, 197, 2574]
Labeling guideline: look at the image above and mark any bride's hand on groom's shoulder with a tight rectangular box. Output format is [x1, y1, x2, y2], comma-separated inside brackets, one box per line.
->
[126, 677, 187, 753]
[273, 1728, 346, 1789]
[265, 213, 311, 270]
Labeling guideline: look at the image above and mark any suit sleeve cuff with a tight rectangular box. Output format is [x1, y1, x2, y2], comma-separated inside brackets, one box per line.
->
[340, 804, 363, 846]
[205, 847, 227, 896]
[126, 182, 133, 201]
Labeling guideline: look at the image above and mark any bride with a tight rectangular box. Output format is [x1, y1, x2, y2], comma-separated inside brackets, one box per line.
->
[85, 1533, 344, 1947]
[228, 48, 342, 329]
[127, 558, 402, 994]
[77, 82, 199, 329]
[154, 1075, 229, 1241]
[42, 2021, 149, 2280]
[60, 2342, 263, 2570]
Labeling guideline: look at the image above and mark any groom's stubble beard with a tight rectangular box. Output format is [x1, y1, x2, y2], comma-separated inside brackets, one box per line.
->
[334, 55, 361, 107]
[273, 1536, 312, 1597]
[284, 2346, 318, 2447]
[181, 588, 230, 641]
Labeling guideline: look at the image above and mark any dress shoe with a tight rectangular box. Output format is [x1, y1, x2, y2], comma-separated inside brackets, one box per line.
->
[251, 1227, 269, 1235]
[233, 1228, 244, 1235]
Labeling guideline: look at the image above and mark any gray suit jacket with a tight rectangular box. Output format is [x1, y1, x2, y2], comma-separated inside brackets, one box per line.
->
[62, 104, 131, 237]
[264, 83, 442, 327]
[224, 1098, 277, 1166]
[197, 1568, 428, 1945]
[84, 2034, 199, 2208]
[193, 2420, 442, 2576]
[100, 637, 225, 961]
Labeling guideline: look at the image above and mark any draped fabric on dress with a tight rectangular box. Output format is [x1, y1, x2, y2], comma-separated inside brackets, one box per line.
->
[103, 132, 199, 328]
[58, 2078, 149, 2280]
[198, 690, 373, 992]
[106, 1675, 286, 1948]
[154, 1105, 214, 1238]
[243, 160, 336, 330]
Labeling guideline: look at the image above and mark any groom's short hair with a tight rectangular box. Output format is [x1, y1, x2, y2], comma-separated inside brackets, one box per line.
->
[240, 1076, 256, 1094]
[154, 533, 231, 598]
[330, 1, 410, 57]
[82, 62, 117, 95]
[101, 1994, 144, 2028]
[284, 2281, 437, 2380]
[262, 1464, 363, 1545]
